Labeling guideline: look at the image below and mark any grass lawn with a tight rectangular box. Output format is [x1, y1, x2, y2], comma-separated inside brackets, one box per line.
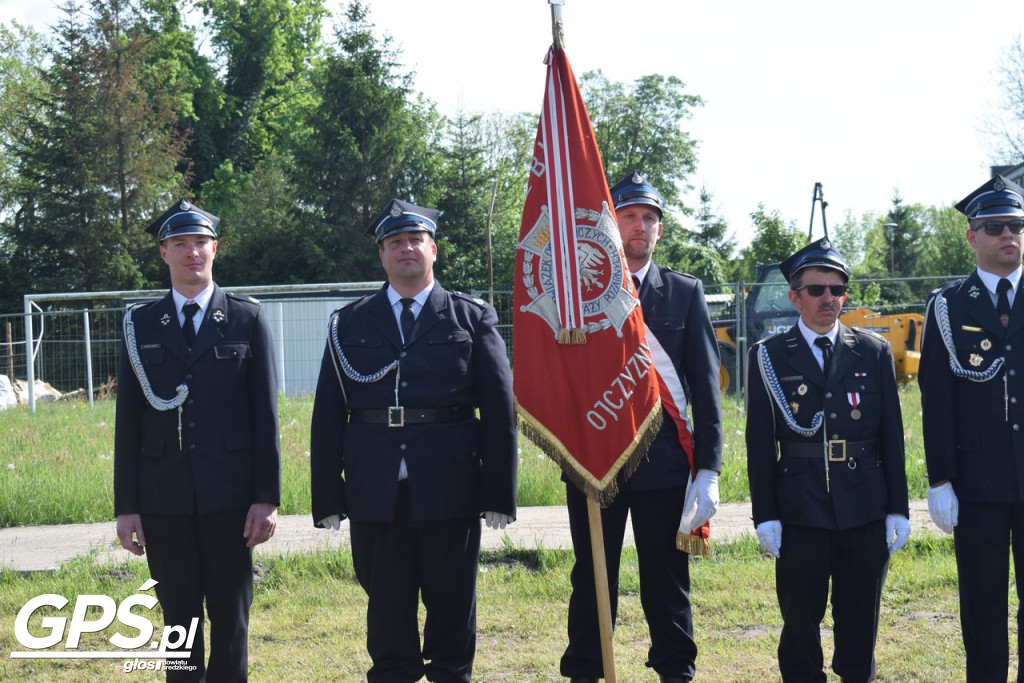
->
[1, 535, 979, 682]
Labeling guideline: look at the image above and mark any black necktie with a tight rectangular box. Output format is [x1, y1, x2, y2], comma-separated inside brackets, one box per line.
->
[400, 298, 415, 344]
[182, 301, 199, 349]
[632, 274, 641, 294]
[997, 278, 1012, 327]
[814, 336, 833, 377]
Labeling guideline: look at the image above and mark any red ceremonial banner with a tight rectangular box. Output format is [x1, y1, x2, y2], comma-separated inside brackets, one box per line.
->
[513, 46, 663, 504]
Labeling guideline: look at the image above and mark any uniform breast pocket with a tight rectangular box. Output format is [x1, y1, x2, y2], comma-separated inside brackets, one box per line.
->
[844, 377, 878, 421]
[139, 346, 165, 367]
[214, 342, 252, 375]
[952, 327, 998, 370]
[647, 316, 685, 334]
[428, 329, 473, 374]
[341, 334, 385, 366]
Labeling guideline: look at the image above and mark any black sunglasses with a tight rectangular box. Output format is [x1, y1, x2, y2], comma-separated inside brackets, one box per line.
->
[794, 284, 848, 297]
[974, 219, 1024, 236]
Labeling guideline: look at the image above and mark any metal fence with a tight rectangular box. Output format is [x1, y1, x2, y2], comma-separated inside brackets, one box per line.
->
[2, 275, 958, 411]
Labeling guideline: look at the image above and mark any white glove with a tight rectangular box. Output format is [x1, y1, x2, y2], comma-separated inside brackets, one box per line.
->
[682, 469, 720, 532]
[926, 482, 958, 535]
[318, 514, 341, 531]
[756, 520, 782, 558]
[885, 514, 911, 554]
[484, 511, 512, 530]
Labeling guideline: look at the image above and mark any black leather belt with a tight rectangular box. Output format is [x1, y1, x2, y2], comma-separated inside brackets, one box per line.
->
[348, 406, 474, 427]
[779, 439, 879, 463]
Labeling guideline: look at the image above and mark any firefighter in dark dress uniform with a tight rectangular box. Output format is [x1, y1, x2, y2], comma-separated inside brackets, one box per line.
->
[746, 238, 910, 682]
[559, 172, 724, 683]
[115, 200, 281, 681]
[920, 174, 1024, 682]
[309, 199, 518, 683]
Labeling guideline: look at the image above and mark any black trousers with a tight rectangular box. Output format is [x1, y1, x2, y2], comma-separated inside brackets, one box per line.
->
[349, 481, 481, 683]
[775, 521, 888, 683]
[141, 509, 253, 682]
[954, 500, 1024, 683]
[560, 482, 696, 679]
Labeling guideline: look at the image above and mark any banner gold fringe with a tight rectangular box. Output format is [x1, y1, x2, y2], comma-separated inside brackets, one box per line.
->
[555, 328, 588, 345]
[517, 402, 663, 508]
[676, 531, 711, 557]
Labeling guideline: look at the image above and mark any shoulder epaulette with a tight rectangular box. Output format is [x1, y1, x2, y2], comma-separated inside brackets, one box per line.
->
[451, 291, 488, 307]
[929, 278, 964, 300]
[227, 292, 261, 305]
[851, 326, 886, 343]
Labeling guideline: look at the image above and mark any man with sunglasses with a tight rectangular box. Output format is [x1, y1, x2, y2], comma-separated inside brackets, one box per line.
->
[746, 238, 910, 682]
[920, 174, 1024, 681]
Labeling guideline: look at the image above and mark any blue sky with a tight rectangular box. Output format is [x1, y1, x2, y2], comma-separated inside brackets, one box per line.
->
[4, 0, 1022, 248]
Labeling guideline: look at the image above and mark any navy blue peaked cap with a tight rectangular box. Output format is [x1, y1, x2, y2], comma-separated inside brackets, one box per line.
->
[609, 171, 664, 218]
[779, 237, 851, 283]
[145, 199, 220, 242]
[368, 199, 439, 242]
[955, 174, 1024, 220]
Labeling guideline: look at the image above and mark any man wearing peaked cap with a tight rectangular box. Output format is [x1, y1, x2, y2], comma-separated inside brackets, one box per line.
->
[921, 174, 1024, 680]
[609, 170, 666, 218]
[559, 171, 723, 683]
[311, 198, 517, 682]
[144, 198, 221, 242]
[367, 198, 439, 242]
[778, 237, 852, 283]
[115, 198, 281, 681]
[747, 237, 909, 681]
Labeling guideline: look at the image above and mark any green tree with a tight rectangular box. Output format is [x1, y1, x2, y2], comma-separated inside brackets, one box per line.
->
[580, 70, 703, 214]
[918, 205, 974, 279]
[0, 22, 46, 309]
[734, 204, 803, 282]
[290, 0, 442, 283]
[194, 0, 326, 179]
[2, 0, 188, 299]
[434, 109, 492, 292]
[90, 0, 187, 248]
[687, 186, 735, 260]
[655, 242, 727, 287]
[203, 155, 323, 286]
[478, 111, 534, 293]
[831, 210, 878, 272]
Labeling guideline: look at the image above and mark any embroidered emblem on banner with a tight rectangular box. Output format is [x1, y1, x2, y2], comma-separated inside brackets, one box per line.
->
[517, 204, 636, 339]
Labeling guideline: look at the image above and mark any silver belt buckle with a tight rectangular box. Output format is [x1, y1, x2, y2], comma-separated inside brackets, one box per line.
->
[388, 406, 405, 428]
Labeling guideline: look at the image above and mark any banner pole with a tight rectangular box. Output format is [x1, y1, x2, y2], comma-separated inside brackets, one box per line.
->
[549, 0, 565, 51]
[587, 497, 617, 682]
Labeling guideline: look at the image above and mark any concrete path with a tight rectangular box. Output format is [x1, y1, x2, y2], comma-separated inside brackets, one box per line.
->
[0, 500, 937, 572]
